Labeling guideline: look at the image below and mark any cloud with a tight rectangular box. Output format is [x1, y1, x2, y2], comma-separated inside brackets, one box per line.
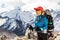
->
[21, 0, 60, 11]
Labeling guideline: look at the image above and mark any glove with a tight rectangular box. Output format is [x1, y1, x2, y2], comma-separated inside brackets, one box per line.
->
[40, 28, 43, 31]
[43, 29, 47, 33]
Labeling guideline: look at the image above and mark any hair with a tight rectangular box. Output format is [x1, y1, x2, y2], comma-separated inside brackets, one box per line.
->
[42, 11, 47, 16]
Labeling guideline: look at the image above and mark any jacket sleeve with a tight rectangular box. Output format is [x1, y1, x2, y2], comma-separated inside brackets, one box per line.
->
[41, 17, 48, 30]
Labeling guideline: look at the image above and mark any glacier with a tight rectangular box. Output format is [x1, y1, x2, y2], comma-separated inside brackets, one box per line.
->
[0, 7, 60, 36]
[0, 7, 36, 36]
[0, 0, 60, 36]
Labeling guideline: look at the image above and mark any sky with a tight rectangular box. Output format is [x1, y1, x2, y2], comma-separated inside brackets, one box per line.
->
[21, 0, 60, 11]
[0, 0, 60, 11]
[0, 0, 21, 13]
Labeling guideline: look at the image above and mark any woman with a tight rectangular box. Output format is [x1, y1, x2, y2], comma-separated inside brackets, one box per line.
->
[34, 6, 48, 40]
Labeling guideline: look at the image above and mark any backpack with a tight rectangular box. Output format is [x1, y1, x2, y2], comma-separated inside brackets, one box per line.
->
[46, 15, 54, 30]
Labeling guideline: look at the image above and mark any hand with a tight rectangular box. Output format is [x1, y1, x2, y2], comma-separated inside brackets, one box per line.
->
[43, 29, 47, 33]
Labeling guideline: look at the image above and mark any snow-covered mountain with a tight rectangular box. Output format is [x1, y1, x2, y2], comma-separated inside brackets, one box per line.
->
[0, 6, 35, 36]
[0, 0, 60, 36]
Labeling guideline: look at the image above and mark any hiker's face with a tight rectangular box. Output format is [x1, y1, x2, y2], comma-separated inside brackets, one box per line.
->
[36, 10, 42, 15]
